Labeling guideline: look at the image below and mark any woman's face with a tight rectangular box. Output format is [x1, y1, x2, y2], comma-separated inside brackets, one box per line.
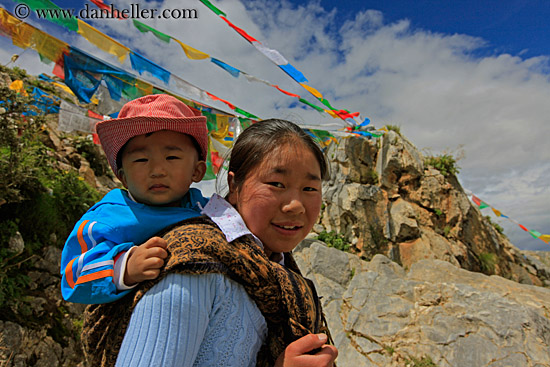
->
[228, 142, 323, 257]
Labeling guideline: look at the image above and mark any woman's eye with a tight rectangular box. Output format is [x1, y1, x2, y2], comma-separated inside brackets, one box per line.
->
[268, 182, 284, 188]
[304, 186, 318, 192]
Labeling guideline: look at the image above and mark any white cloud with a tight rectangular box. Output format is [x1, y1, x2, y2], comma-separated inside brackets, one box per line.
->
[0, 0, 548, 250]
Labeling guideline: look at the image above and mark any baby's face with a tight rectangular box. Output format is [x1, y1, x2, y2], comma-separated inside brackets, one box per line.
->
[119, 130, 205, 207]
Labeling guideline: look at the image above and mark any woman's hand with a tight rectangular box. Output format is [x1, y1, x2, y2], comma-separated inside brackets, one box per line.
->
[275, 334, 338, 367]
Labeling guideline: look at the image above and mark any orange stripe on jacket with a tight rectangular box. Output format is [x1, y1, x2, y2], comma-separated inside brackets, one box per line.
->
[75, 269, 115, 285]
[77, 220, 90, 253]
[65, 257, 77, 289]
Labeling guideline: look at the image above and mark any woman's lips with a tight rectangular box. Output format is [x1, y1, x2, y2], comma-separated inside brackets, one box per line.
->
[272, 223, 303, 234]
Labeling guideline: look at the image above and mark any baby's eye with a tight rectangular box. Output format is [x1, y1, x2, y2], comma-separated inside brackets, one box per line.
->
[134, 158, 148, 163]
[304, 187, 318, 192]
[267, 182, 284, 188]
[166, 156, 181, 160]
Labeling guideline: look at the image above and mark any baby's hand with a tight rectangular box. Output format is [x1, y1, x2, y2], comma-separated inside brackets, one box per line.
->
[275, 334, 338, 367]
[124, 237, 168, 286]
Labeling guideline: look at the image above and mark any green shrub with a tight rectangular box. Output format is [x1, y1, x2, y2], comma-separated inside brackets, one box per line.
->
[0, 86, 101, 310]
[73, 136, 111, 177]
[478, 252, 497, 275]
[404, 356, 437, 367]
[424, 154, 460, 177]
[386, 124, 401, 135]
[485, 215, 505, 235]
[317, 230, 351, 252]
[367, 169, 379, 185]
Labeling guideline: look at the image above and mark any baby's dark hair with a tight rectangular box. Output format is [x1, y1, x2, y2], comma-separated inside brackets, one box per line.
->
[226, 119, 328, 190]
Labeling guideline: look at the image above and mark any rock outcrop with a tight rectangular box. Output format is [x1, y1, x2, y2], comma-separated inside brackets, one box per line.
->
[319, 131, 550, 287]
[294, 241, 550, 366]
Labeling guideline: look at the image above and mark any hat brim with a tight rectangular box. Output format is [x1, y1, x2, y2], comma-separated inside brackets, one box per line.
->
[96, 115, 208, 177]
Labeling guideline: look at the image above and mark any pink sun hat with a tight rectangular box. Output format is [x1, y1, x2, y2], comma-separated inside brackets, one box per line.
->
[96, 94, 208, 178]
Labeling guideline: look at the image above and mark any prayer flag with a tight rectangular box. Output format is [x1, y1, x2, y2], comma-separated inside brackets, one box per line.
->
[529, 230, 542, 239]
[274, 85, 300, 98]
[15, 0, 78, 31]
[298, 98, 324, 112]
[252, 42, 288, 65]
[129, 52, 171, 84]
[199, 0, 226, 17]
[172, 38, 210, 60]
[539, 235, 550, 244]
[299, 83, 323, 99]
[279, 63, 308, 83]
[220, 16, 257, 43]
[210, 58, 241, 78]
[133, 20, 171, 43]
[77, 20, 129, 63]
[519, 224, 529, 232]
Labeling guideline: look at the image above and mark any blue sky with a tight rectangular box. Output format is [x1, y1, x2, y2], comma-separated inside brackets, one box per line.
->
[0, 0, 548, 251]
[317, 0, 550, 58]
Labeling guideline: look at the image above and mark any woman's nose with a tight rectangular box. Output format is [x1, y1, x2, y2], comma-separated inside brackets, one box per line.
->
[282, 197, 306, 214]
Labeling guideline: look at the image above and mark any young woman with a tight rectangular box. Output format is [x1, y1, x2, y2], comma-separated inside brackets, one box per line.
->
[82, 119, 338, 367]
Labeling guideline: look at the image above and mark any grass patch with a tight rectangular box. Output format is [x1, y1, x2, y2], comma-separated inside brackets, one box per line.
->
[424, 153, 460, 177]
[478, 252, 497, 275]
[317, 230, 351, 252]
[404, 356, 437, 367]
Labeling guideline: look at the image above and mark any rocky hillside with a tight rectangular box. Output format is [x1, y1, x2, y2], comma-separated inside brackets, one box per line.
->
[318, 132, 550, 287]
[294, 241, 550, 366]
[1, 67, 549, 366]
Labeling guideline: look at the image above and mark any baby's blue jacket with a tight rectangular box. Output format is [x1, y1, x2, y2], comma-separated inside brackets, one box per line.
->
[60, 188, 208, 304]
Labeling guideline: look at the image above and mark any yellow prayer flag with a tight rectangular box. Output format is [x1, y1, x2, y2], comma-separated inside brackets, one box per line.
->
[31, 28, 69, 63]
[77, 20, 129, 63]
[539, 235, 550, 244]
[52, 82, 76, 96]
[299, 83, 323, 99]
[172, 38, 210, 60]
[210, 115, 230, 140]
[491, 208, 502, 217]
[324, 109, 339, 119]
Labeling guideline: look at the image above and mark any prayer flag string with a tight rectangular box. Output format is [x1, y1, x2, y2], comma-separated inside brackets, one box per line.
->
[470, 194, 549, 245]
[86, 0, 356, 120]
[198, 0, 363, 125]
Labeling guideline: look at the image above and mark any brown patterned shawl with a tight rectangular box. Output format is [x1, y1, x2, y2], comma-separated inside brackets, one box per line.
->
[81, 216, 332, 367]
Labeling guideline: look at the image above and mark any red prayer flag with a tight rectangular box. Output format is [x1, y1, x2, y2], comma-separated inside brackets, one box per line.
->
[220, 16, 258, 43]
[471, 195, 482, 206]
[206, 92, 236, 110]
[52, 60, 64, 80]
[273, 85, 300, 98]
[519, 224, 529, 232]
[88, 110, 103, 119]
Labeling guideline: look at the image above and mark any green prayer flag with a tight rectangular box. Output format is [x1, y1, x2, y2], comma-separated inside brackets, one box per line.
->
[16, 0, 78, 31]
[529, 230, 542, 239]
[238, 118, 253, 130]
[310, 129, 334, 140]
[319, 98, 335, 110]
[203, 151, 217, 180]
[298, 98, 324, 112]
[234, 107, 259, 119]
[133, 20, 171, 43]
[478, 203, 490, 209]
[38, 53, 53, 64]
[199, 0, 226, 17]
